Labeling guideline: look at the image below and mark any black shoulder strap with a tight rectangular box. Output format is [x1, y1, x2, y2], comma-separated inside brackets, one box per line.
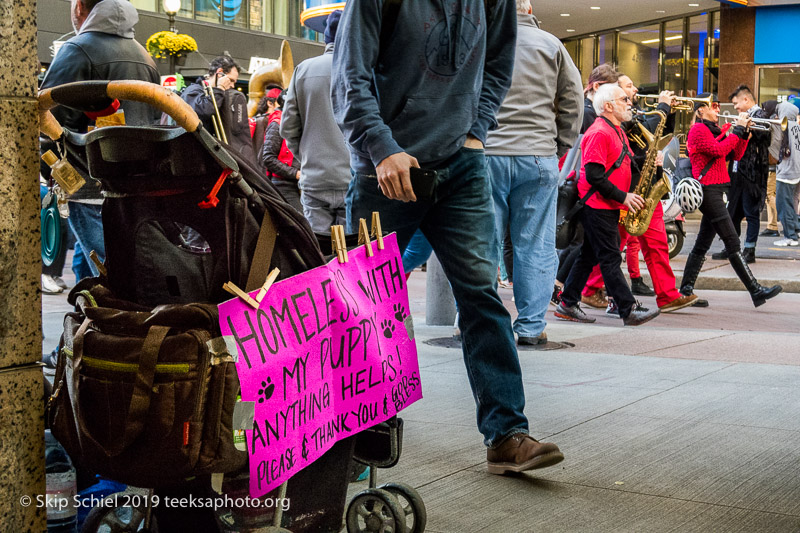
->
[379, 0, 495, 68]
[698, 157, 716, 182]
[564, 119, 631, 220]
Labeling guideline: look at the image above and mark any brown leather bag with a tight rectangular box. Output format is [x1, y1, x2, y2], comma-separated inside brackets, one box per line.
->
[47, 284, 247, 488]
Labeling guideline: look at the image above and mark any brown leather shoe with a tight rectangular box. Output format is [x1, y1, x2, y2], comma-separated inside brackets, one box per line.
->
[487, 434, 564, 475]
[659, 293, 698, 313]
[581, 290, 608, 309]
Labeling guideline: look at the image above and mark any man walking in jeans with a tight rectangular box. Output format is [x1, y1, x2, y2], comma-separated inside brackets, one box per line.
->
[486, 0, 583, 346]
[332, 0, 564, 473]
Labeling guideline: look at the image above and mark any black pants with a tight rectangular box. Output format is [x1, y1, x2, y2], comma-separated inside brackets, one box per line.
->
[691, 184, 742, 256]
[502, 223, 513, 282]
[561, 206, 636, 318]
[728, 180, 762, 247]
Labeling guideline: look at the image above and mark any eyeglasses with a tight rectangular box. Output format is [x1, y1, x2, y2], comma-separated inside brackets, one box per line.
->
[615, 96, 632, 104]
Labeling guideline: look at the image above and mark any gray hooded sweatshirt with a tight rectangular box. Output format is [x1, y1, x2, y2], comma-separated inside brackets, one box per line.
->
[485, 14, 583, 157]
[281, 43, 351, 192]
[776, 102, 800, 185]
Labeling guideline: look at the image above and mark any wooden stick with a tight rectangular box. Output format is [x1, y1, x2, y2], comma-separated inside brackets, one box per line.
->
[371, 212, 384, 250]
[223, 281, 260, 309]
[358, 218, 374, 257]
[88, 250, 107, 277]
[255, 268, 280, 303]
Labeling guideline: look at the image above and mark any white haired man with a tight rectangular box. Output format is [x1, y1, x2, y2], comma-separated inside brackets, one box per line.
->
[555, 84, 660, 326]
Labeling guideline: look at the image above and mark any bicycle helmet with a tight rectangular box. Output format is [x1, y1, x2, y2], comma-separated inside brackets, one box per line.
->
[675, 178, 703, 213]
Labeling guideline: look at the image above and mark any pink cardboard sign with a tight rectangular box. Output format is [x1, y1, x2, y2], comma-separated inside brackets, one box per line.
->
[218, 233, 422, 498]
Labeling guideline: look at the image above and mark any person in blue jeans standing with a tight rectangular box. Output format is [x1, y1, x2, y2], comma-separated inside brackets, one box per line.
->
[331, 0, 564, 473]
[485, 0, 583, 346]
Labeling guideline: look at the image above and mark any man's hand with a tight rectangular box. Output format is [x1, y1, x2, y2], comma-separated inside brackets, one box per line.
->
[295, 170, 301, 180]
[376, 152, 420, 202]
[214, 72, 235, 91]
[658, 90, 675, 107]
[656, 150, 664, 167]
[623, 192, 645, 212]
[464, 135, 484, 149]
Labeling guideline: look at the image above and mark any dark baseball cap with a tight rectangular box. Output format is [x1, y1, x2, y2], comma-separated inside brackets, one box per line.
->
[694, 92, 720, 112]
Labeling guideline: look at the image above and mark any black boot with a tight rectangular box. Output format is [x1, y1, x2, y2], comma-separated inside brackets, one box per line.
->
[728, 251, 782, 307]
[711, 249, 729, 260]
[631, 277, 655, 296]
[743, 247, 756, 264]
[679, 252, 709, 307]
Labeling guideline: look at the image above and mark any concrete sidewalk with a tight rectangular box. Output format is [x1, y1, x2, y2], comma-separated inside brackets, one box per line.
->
[340, 274, 800, 532]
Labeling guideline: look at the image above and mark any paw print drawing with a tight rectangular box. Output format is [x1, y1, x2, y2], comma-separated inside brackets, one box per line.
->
[393, 303, 408, 323]
[258, 378, 275, 404]
[381, 319, 395, 339]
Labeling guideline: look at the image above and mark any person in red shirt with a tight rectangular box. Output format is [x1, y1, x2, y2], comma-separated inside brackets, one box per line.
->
[680, 95, 782, 307]
[555, 84, 661, 326]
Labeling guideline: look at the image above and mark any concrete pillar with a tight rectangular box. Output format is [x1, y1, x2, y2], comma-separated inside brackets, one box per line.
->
[425, 253, 457, 326]
[0, 0, 46, 529]
[718, 5, 756, 99]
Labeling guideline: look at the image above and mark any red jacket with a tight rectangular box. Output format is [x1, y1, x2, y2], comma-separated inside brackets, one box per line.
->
[686, 122, 748, 186]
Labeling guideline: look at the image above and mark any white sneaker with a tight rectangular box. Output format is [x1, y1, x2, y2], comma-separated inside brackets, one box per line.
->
[773, 238, 800, 247]
[52, 276, 68, 289]
[42, 274, 64, 294]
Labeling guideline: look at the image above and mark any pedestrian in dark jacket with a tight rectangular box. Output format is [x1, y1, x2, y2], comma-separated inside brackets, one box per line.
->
[40, 0, 160, 280]
[259, 90, 302, 214]
[181, 55, 240, 135]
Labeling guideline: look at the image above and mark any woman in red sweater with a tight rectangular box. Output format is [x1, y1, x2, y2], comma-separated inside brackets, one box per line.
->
[679, 95, 782, 307]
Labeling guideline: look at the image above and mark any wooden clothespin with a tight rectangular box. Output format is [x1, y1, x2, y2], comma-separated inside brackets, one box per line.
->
[371, 212, 384, 250]
[334, 225, 349, 263]
[358, 218, 374, 257]
[88, 250, 107, 277]
[255, 268, 280, 304]
[223, 281, 260, 309]
[331, 226, 344, 263]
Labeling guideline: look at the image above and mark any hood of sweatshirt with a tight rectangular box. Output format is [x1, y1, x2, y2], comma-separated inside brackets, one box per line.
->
[79, 0, 138, 38]
[778, 101, 799, 122]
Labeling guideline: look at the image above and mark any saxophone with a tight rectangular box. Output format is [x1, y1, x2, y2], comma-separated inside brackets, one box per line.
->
[623, 110, 670, 237]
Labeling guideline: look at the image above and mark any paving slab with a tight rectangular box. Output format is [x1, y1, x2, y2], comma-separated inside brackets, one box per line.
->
[417, 469, 800, 533]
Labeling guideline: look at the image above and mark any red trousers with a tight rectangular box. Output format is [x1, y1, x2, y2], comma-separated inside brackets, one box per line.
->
[582, 202, 681, 307]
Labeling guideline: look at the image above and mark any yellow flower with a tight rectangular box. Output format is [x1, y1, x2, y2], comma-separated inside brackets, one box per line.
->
[146, 31, 198, 58]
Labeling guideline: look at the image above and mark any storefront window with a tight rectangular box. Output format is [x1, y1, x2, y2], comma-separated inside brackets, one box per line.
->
[564, 40, 579, 71]
[597, 33, 615, 66]
[617, 24, 660, 93]
[707, 11, 720, 96]
[195, 0, 220, 24]
[686, 14, 708, 96]
[758, 66, 800, 104]
[579, 37, 594, 85]
[663, 19, 685, 93]
[222, 0, 247, 28]
[249, 0, 262, 31]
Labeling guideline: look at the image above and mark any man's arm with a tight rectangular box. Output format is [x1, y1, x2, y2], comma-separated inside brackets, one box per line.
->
[468, 0, 517, 145]
[554, 45, 584, 157]
[181, 83, 224, 125]
[331, 1, 402, 168]
[280, 67, 303, 156]
[40, 42, 93, 132]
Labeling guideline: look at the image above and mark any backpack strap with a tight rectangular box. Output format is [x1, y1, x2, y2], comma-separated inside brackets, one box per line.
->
[245, 211, 278, 292]
[563, 119, 631, 221]
[697, 157, 716, 183]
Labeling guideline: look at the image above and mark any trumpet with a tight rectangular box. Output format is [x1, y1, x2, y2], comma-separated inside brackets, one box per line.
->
[718, 112, 788, 132]
[639, 94, 715, 112]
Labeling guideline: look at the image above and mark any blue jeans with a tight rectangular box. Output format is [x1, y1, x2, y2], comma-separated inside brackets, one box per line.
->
[402, 229, 433, 273]
[487, 155, 559, 338]
[346, 147, 528, 446]
[776, 181, 800, 239]
[67, 202, 105, 279]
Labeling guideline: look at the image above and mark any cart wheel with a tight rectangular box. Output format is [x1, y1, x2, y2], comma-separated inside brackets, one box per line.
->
[346, 488, 406, 533]
[379, 483, 427, 533]
[80, 501, 158, 533]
